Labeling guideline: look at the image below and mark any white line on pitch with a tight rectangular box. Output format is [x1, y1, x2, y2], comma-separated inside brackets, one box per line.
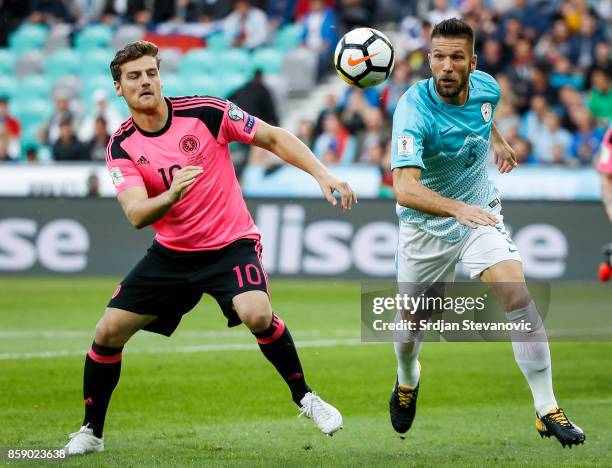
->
[0, 338, 371, 361]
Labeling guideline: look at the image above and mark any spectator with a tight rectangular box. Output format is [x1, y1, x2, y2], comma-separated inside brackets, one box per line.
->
[478, 39, 506, 77]
[550, 56, 584, 91]
[399, 16, 426, 55]
[534, 19, 572, 64]
[86, 173, 100, 197]
[314, 93, 339, 137]
[569, 106, 604, 166]
[501, 0, 549, 41]
[525, 65, 557, 111]
[300, 0, 338, 78]
[313, 112, 356, 165]
[356, 107, 386, 163]
[586, 42, 612, 90]
[381, 60, 412, 116]
[223, 0, 268, 49]
[532, 111, 573, 165]
[201, 0, 233, 20]
[0, 123, 17, 162]
[296, 119, 315, 148]
[427, 0, 461, 26]
[0, 96, 20, 142]
[568, 14, 605, 70]
[520, 95, 548, 142]
[78, 89, 123, 143]
[24, 146, 37, 163]
[52, 118, 85, 161]
[229, 69, 279, 126]
[85, 117, 110, 162]
[588, 68, 612, 123]
[493, 99, 520, 137]
[505, 38, 536, 109]
[40, 91, 75, 145]
[337, 0, 377, 30]
[340, 89, 370, 135]
[0, 0, 31, 47]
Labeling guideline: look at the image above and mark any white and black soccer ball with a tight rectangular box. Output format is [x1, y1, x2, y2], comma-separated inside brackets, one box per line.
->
[334, 28, 394, 88]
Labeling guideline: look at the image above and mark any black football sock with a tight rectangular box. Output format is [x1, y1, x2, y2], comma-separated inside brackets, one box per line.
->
[82, 341, 123, 438]
[253, 314, 311, 406]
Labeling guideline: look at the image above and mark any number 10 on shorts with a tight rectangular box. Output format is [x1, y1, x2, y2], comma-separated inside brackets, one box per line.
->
[233, 264, 263, 287]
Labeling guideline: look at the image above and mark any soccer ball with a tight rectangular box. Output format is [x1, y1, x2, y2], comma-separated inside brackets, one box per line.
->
[334, 28, 394, 88]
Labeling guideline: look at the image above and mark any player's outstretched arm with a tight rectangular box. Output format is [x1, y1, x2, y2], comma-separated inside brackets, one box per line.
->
[491, 123, 517, 174]
[393, 167, 498, 229]
[252, 120, 357, 210]
[117, 166, 203, 229]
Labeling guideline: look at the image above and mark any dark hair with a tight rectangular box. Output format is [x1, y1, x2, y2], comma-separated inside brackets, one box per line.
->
[110, 40, 161, 82]
[431, 18, 475, 53]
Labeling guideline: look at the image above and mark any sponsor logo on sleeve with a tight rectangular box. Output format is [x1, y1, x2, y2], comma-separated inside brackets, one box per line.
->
[109, 167, 124, 186]
[481, 102, 492, 122]
[244, 115, 255, 134]
[228, 103, 244, 121]
[397, 134, 414, 156]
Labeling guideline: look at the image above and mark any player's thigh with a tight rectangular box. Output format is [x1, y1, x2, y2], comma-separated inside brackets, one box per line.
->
[459, 212, 522, 280]
[95, 307, 157, 347]
[201, 238, 270, 328]
[479, 260, 531, 311]
[397, 223, 458, 284]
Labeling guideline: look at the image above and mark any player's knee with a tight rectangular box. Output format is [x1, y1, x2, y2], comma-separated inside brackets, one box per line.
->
[94, 315, 130, 347]
[238, 300, 273, 332]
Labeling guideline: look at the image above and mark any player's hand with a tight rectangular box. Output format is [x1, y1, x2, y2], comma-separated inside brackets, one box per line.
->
[454, 203, 498, 229]
[493, 139, 518, 174]
[167, 165, 203, 203]
[318, 174, 358, 211]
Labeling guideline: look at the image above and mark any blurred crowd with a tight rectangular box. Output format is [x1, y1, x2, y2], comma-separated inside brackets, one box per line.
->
[0, 0, 610, 188]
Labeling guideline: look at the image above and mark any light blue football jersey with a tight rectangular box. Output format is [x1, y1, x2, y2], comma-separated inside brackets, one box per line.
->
[391, 70, 501, 243]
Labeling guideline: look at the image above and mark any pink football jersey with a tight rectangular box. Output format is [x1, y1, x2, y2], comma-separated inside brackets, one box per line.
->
[596, 127, 612, 175]
[106, 96, 260, 251]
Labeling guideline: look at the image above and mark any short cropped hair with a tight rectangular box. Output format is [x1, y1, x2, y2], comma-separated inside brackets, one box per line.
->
[110, 40, 161, 82]
[431, 18, 475, 53]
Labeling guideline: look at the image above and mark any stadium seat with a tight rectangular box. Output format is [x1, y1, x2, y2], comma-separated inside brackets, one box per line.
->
[0, 49, 16, 75]
[183, 74, 222, 97]
[252, 47, 284, 74]
[44, 24, 71, 52]
[80, 73, 117, 101]
[220, 48, 252, 76]
[53, 76, 82, 100]
[178, 49, 217, 76]
[75, 24, 113, 50]
[274, 23, 303, 52]
[80, 49, 115, 76]
[45, 48, 81, 81]
[282, 47, 317, 95]
[220, 72, 249, 98]
[12, 99, 52, 129]
[159, 48, 183, 74]
[12, 76, 51, 100]
[206, 32, 229, 51]
[0, 74, 17, 99]
[111, 25, 145, 50]
[8, 24, 48, 54]
[162, 74, 189, 97]
[14, 50, 45, 77]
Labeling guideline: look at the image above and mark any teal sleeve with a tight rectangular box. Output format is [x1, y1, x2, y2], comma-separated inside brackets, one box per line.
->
[390, 92, 429, 170]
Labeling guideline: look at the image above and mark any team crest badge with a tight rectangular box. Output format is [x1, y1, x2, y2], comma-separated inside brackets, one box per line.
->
[179, 135, 200, 154]
[481, 102, 492, 122]
[228, 103, 244, 121]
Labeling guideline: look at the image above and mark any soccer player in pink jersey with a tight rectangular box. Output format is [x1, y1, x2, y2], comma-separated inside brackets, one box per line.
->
[63, 41, 357, 455]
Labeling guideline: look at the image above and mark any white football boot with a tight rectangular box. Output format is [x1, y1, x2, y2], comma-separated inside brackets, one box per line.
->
[299, 392, 343, 435]
[63, 424, 104, 455]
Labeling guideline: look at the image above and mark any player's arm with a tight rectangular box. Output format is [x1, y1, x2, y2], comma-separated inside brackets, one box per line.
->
[393, 167, 498, 229]
[117, 166, 203, 229]
[490, 122, 517, 174]
[252, 120, 357, 210]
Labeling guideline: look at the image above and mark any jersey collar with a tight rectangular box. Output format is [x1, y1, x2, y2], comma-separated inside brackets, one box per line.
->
[132, 97, 173, 138]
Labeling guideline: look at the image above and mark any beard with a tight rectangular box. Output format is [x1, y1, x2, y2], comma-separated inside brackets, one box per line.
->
[434, 70, 470, 98]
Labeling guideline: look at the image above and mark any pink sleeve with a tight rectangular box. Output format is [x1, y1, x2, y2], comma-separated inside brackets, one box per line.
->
[106, 157, 145, 194]
[216, 100, 259, 145]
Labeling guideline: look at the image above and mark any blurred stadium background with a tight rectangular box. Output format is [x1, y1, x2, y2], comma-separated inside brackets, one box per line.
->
[0, 0, 611, 465]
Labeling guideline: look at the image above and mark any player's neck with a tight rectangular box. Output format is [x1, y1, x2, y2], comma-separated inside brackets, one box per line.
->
[131, 98, 169, 133]
[436, 87, 469, 106]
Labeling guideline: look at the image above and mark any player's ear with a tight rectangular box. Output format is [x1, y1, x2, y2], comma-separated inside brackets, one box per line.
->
[470, 54, 477, 73]
[114, 81, 123, 97]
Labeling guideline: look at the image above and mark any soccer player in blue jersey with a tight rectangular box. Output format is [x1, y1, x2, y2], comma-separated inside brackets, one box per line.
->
[389, 18, 585, 447]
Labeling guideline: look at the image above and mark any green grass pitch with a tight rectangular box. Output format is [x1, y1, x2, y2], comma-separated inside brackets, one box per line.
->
[1, 278, 611, 466]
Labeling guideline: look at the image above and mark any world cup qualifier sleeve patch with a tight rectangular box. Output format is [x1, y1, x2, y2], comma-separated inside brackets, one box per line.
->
[397, 134, 414, 156]
[228, 103, 244, 121]
[109, 167, 124, 186]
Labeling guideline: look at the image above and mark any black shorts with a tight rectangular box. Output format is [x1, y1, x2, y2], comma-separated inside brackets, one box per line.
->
[108, 238, 269, 336]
